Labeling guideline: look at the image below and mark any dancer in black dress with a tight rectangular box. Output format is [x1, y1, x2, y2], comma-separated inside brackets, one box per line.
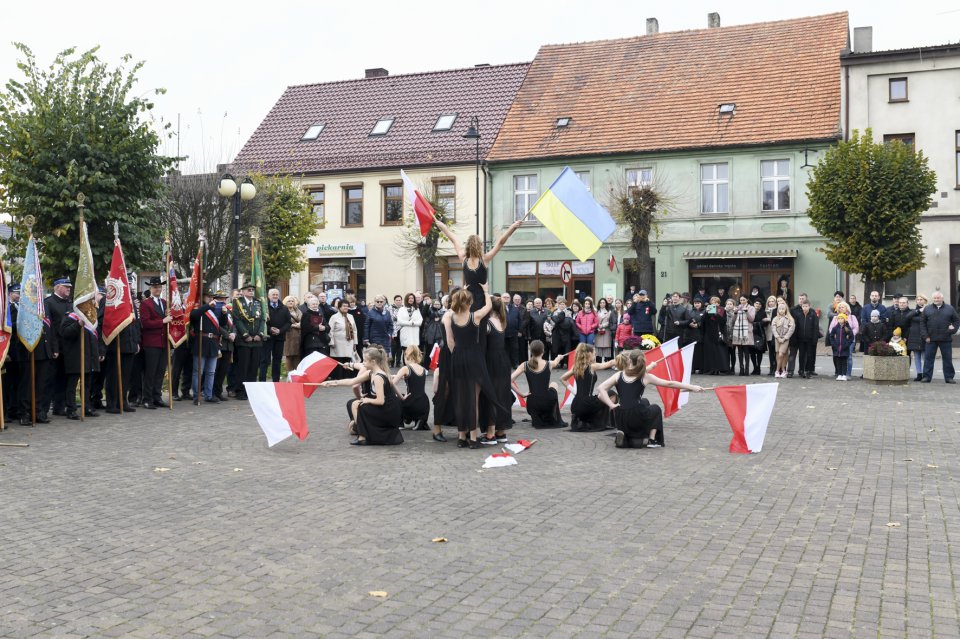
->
[511, 340, 567, 429]
[560, 343, 617, 432]
[393, 345, 431, 431]
[429, 288, 459, 443]
[479, 296, 514, 445]
[443, 283, 501, 448]
[597, 349, 703, 449]
[320, 345, 403, 445]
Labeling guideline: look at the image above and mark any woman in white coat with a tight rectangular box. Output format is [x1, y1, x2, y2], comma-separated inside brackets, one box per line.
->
[329, 298, 359, 379]
[395, 293, 423, 350]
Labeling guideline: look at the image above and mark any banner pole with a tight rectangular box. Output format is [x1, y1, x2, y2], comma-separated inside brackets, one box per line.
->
[30, 352, 36, 426]
[79, 202, 86, 423]
[195, 235, 204, 406]
[0, 366, 5, 431]
[117, 346, 124, 414]
[165, 233, 174, 411]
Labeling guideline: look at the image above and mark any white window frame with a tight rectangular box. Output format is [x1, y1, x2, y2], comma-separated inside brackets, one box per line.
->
[700, 162, 729, 214]
[760, 159, 791, 212]
[513, 174, 539, 222]
[433, 113, 457, 132]
[574, 170, 591, 192]
[626, 168, 652, 188]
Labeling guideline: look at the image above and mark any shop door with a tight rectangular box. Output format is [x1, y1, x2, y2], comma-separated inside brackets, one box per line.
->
[747, 273, 773, 302]
[572, 277, 593, 303]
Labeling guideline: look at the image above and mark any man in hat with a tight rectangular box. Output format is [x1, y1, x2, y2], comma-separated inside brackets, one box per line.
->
[104, 278, 141, 414]
[189, 290, 228, 403]
[231, 282, 264, 400]
[4, 283, 22, 422]
[139, 276, 173, 409]
[212, 291, 235, 401]
[626, 289, 657, 336]
[44, 277, 73, 417]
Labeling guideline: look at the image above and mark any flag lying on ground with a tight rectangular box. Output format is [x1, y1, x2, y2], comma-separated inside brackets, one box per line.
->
[288, 351, 339, 397]
[529, 167, 617, 262]
[482, 452, 518, 469]
[245, 382, 309, 447]
[0, 256, 10, 364]
[504, 439, 536, 455]
[17, 237, 45, 351]
[429, 343, 441, 370]
[73, 219, 98, 329]
[401, 169, 436, 237]
[103, 237, 134, 345]
[715, 383, 778, 454]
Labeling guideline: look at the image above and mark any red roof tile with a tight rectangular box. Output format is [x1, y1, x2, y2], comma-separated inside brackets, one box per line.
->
[487, 13, 849, 162]
[232, 63, 530, 174]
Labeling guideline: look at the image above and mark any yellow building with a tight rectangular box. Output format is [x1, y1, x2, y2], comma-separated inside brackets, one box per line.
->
[232, 64, 529, 302]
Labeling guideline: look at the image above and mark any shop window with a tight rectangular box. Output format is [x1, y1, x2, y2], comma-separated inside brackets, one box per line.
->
[700, 163, 729, 214]
[760, 160, 790, 212]
[382, 184, 403, 225]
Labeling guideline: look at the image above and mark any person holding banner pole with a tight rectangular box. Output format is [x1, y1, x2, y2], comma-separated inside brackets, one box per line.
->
[140, 276, 172, 409]
[190, 290, 224, 403]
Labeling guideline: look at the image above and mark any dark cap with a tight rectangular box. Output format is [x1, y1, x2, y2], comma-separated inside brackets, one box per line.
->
[241, 283, 255, 291]
[53, 277, 73, 287]
[8, 283, 20, 293]
[146, 276, 164, 287]
[214, 290, 228, 299]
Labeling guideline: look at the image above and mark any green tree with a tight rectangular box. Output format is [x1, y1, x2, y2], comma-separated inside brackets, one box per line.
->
[807, 129, 937, 294]
[249, 174, 317, 286]
[0, 44, 176, 274]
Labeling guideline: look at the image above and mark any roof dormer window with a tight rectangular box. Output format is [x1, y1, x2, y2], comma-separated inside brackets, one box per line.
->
[556, 117, 571, 128]
[370, 117, 395, 136]
[301, 123, 325, 140]
[433, 113, 458, 131]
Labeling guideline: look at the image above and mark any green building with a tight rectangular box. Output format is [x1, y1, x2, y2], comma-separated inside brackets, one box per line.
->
[484, 12, 850, 310]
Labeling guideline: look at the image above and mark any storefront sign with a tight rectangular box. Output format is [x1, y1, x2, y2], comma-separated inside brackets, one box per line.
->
[507, 261, 537, 276]
[307, 242, 366, 258]
[602, 283, 617, 299]
[540, 260, 594, 276]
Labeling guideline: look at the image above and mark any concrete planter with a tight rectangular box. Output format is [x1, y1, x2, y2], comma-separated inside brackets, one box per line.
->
[863, 355, 910, 384]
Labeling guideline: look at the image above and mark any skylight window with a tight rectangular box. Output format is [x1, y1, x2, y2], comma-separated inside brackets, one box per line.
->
[433, 113, 458, 131]
[556, 117, 571, 128]
[370, 117, 395, 136]
[718, 103, 736, 115]
[301, 123, 325, 140]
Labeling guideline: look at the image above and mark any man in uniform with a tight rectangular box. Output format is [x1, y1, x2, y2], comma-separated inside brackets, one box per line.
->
[212, 291, 235, 401]
[190, 289, 227, 403]
[88, 287, 107, 410]
[139, 276, 173, 409]
[231, 282, 264, 400]
[59, 302, 104, 419]
[44, 277, 73, 416]
[104, 282, 141, 414]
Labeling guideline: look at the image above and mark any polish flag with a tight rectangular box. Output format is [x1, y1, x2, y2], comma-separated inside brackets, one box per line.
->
[512, 390, 527, 408]
[560, 349, 577, 407]
[714, 383, 779, 454]
[652, 342, 696, 418]
[401, 169, 436, 236]
[244, 382, 309, 447]
[504, 439, 536, 454]
[677, 342, 696, 409]
[482, 452, 518, 469]
[429, 343, 441, 370]
[288, 351, 339, 397]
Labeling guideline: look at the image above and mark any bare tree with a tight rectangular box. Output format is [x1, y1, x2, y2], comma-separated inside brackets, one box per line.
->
[393, 197, 453, 296]
[606, 171, 674, 294]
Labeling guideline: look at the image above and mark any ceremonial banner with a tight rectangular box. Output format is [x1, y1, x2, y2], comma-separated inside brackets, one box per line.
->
[103, 238, 134, 345]
[250, 238, 268, 338]
[164, 244, 187, 347]
[245, 382, 309, 447]
[401, 169, 436, 236]
[73, 219, 98, 329]
[183, 246, 203, 318]
[17, 237, 45, 351]
[715, 383, 778, 454]
[0, 257, 10, 364]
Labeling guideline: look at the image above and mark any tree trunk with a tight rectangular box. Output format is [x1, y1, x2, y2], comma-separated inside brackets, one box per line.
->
[632, 232, 654, 296]
[864, 278, 884, 300]
[421, 255, 437, 297]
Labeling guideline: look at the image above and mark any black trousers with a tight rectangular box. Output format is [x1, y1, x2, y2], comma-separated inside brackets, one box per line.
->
[505, 335, 520, 368]
[258, 338, 285, 382]
[766, 339, 776, 373]
[105, 352, 135, 411]
[19, 358, 50, 420]
[518, 337, 529, 364]
[65, 373, 91, 414]
[787, 342, 799, 374]
[234, 345, 262, 396]
[171, 343, 193, 397]
[128, 350, 144, 403]
[89, 369, 105, 408]
[47, 356, 68, 413]
[214, 351, 232, 397]
[142, 347, 168, 405]
[3, 359, 20, 418]
[798, 340, 817, 374]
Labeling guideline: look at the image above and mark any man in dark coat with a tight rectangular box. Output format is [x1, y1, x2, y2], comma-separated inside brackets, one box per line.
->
[626, 290, 657, 335]
[231, 282, 264, 400]
[190, 290, 228, 402]
[259, 288, 292, 383]
[503, 292, 522, 367]
[921, 291, 959, 383]
[661, 292, 697, 346]
[787, 293, 812, 377]
[139, 276, 173, 409]
[44, 277, 73, 416]
[104, 291, 140, 414]
[59, 306, 104, 419]
[792, 300, 821, 379]
[87, 288, 107, 410]
[525, 298, 549, 345]
[888, 297, 915, 344]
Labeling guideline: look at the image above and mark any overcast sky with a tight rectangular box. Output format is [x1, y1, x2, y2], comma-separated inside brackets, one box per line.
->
[3, 0, 958, 175]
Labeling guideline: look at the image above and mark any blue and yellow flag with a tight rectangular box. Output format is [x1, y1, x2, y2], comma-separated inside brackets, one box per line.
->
[18, 236, 46, 352]
[529, 167, 617, 262]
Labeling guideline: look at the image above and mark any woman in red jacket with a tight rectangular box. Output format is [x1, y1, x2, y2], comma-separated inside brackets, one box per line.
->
[575, 297, 600, 346]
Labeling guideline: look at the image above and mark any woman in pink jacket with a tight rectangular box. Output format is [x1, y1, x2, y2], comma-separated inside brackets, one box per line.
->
[576, 297, 600, 345]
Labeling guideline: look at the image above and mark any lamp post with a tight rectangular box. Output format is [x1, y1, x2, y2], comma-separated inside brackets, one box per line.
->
[463, 116, 481, 238]
[217, 173, 257, 289]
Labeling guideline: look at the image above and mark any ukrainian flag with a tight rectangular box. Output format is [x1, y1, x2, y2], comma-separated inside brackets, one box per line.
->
[529, 167, 617, 262]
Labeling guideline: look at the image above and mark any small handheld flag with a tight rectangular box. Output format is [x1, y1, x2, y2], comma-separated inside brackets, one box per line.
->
[529, 167, 617, 262]
[288, 351, 339, 397]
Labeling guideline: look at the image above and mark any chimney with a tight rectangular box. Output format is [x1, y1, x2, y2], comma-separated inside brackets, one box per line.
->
[646, 18, 659, 35]
[364, 68, 389, 79]
[707, 12, 720, 28]
[853, 26, 873, 53]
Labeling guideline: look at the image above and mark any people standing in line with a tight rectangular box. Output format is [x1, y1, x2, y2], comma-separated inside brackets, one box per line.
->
[59, 306, 104, 420]
[45, 278, 73, 416]
[889, 297, 915, 345]
[723, 298, 737, 373]
[594, 298, 613, 362]
[828, 301, 859, 378]
[513, 294, 529, 364]
[730, 296, 756, 376]
[328, 298, 358, 379]
[793, 299, 821, 379]
[690, 299, 706, 374]
[259, 288, 291, 383]
[771, 302, 795, 378]
[345, 294, 367, 361]
[301, 295, 331, 358]
[786, 292, 812, 378]
[283, 295, 302, 374]
[525, 297, 549, 356]
[389, 294, 403, 367]
[860, 290, 888, 352]
[189, 290, 227, 402]
[829, 313, 854, 381]
[364, 295, 394, 356]
[395, 292, 423, 361]
[921, 291, 959, 383]
[614, 313, 633, 358]
[212, 291, 236, 402]
[511, 339, 568, 429]
[749, 300, 765, 375]
[576, 297, 599, 345]
[907, 295, 928, 381]
[561, 343, 616, 432]
[662, 292, 696, 346]
[657, 294, 671, 341]
[138, 276, 172, 409]
[231, 283, 265, 401]
[702, 296, 730, 375]
[503, 292, 522, 367]
[550, 299, 574, 360]
[569, 300, 583, 343]
[848, 294, 863, 326]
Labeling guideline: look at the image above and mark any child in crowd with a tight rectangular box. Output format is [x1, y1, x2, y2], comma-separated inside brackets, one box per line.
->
[829, 313, 854, 381]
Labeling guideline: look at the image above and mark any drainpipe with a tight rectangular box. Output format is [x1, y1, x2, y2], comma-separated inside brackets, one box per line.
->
[843, 63, 851, 298]
[483, 162, 492, 281]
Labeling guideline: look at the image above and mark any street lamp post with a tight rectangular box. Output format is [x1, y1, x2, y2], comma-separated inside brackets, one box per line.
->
[217, 173, 257, 289]
[463, 117, 481, 238]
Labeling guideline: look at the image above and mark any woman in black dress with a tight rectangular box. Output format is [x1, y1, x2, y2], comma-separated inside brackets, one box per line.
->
[320, 345, 403, 445]
[479, 296, 514, 445]
[443, 283, 500, 448]
[702, 296, 730, 375]
[511, 340, 567, 429]
[690, 298, 706, 374]
[598, 349, 703, 449]
[560, 343, 616, 432]
[550, 299, 573, 359]
[393, 345, 430, 431]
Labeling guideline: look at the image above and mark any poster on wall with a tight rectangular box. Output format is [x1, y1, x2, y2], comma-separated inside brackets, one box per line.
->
[602, 283, 617, 300]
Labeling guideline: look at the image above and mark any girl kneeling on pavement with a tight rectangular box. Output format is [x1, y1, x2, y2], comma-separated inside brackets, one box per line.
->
[320, 345, 403, 446]
[597, 349, 703, 449]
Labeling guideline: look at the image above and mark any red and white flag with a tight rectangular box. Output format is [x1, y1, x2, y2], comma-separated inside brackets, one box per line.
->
[482, 452, 518, 469]
[429, 343, 441, 370]
[288, 351, 339, 397]
[715, 383, 778, 454]
[677, 342, 696, 409]
[245, 382, 309, 447]
[401, 169, 436, 237]
[651, 342, 696, 418]
[504, 439, 536, 454]
[102, 238, 134, 345]
[512, 390, 527, 408]
[560, 349, 577, 407]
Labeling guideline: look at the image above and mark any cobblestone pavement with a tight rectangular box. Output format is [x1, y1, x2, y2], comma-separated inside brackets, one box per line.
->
[1, 354, 958, 638]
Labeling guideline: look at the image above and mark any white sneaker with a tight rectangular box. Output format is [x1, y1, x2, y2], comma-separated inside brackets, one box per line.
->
[841, 375, 848, 381]
[836, 375, 843, 381]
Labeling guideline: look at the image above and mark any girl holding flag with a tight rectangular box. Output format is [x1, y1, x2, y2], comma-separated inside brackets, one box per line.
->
[320, 345, 403, 446]
[598, 349, 703, 449]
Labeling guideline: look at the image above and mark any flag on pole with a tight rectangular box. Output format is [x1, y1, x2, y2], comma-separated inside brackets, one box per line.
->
[250, 237, 268, 338]
[428, 343, 441, 370]
[288, 351, 339, 397]
[73, 219, 98, 329]
[103, 237, 134, 345]
[244, 382, 309, 447]
[17, 237, 45, 351]
[608, 251, 617, 272]
[677, 342, 696, 409]
[715, 383, 779, 454]
[183, 246, 203, 318]
[0, 256, 11, 365]
[400, 169, 436, 237]
[164, 243, 188, 347]
[529, 167, 617, 262]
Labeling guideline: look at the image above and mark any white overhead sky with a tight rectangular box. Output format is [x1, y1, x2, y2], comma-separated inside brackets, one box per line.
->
[2, 0, 957, 175]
